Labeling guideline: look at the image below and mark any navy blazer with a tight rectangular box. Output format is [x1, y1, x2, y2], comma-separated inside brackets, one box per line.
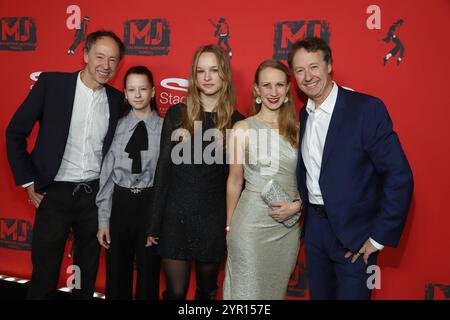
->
[296, 86, 413, 252]
[6, 71, 123, 191]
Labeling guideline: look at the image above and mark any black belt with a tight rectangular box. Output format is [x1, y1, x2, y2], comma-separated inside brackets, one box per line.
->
[114, 184, 152, 194]
[310, 203, 328, 219]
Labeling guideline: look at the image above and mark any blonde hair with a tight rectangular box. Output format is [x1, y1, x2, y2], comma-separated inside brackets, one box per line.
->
[252, 60, 299, 148]
[181, 45, 236, 138]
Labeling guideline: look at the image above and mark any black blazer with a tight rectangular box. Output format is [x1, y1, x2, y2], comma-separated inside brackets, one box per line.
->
[6, 71, 123, 191]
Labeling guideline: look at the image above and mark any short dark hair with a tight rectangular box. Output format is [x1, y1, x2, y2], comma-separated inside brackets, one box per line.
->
[123, 66, 159, 116]
[84, 30, 125, 60]
[287, 37, 333, 69]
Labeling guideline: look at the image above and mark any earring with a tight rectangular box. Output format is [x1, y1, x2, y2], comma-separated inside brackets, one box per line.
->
[256, 97, 262, 104]
[284, 97, 288, 103]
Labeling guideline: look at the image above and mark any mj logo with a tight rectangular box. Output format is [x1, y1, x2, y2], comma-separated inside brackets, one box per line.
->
[273, 20, 330, 60]
[425, 284, 450, 300]
[124, 18, 170, 56]
[0, 17, 36, 51]
[0, 218, 32, 251]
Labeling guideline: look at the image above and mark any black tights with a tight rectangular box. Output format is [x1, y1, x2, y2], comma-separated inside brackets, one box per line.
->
[162, 258, 220, 300]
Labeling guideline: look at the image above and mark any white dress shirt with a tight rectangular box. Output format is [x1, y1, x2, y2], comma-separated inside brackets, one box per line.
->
[301, 82, 338, 205]
[54, 72, 110, 182]
[301, 82, 384, 250]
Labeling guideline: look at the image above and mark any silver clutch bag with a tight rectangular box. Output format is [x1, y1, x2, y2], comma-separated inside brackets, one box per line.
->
[260, 179, 300, 228]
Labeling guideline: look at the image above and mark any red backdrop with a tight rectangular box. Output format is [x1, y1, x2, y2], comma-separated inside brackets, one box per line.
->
[1, 0, 449, 300]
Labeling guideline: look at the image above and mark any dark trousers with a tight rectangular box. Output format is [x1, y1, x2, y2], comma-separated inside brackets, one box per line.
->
[390, 37, 405, 59]
[218, 36, 231, 53]
[304, 204, 379, 300]
[105, 185, 160, 300]
[28, 180, 100, 299]
[68, 34, 83, 52]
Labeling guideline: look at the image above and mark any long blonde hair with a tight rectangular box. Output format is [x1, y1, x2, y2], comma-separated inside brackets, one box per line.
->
[181, 45, 236, 137]
[252, 60, 299, 147]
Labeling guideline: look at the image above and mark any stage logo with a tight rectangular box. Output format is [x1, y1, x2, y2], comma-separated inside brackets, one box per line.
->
[29, 71, 41, 90]
[159, 77, 188, 116]
[209, 18, 232, 58]
[273, 20, 330, 60]
[124, 18, 170, 56]
[0, 218, 32, 251]
[0, 17, 36, 51]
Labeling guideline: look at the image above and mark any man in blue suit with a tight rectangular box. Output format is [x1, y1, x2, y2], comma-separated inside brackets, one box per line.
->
[287, 37, 413, 299]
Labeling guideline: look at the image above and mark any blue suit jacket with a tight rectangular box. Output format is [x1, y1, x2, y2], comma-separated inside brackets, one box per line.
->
[296, 86, 413, 252]
[6, 71, 123, 191]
